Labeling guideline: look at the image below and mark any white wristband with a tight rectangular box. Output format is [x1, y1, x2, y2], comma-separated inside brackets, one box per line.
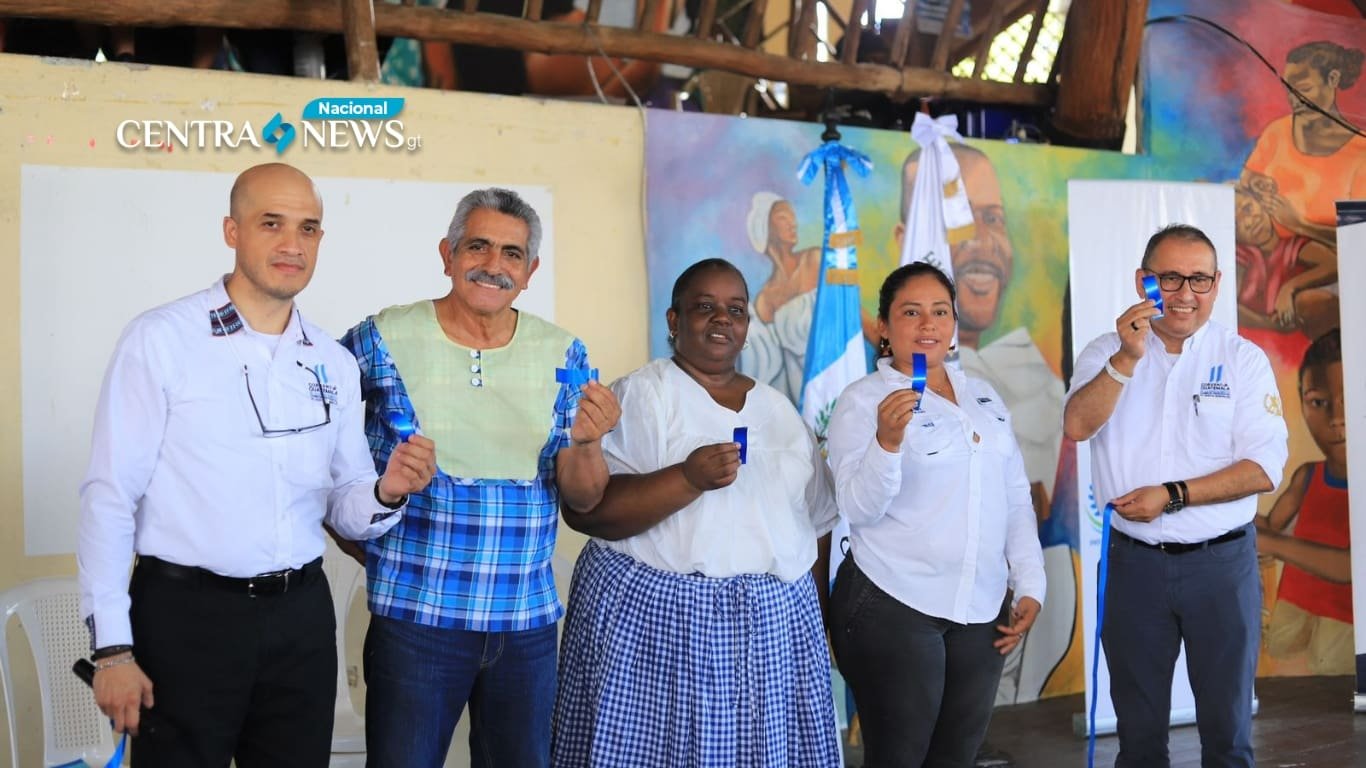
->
[1104, 359, 1131, 385]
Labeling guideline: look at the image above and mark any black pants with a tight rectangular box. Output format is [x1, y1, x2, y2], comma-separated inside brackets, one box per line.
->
[128, 560, 337, 768]
[830, 558, 1006, 768]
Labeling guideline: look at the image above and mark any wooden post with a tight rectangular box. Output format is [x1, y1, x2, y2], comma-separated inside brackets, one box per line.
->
[341, 0, 380, 82]
[888, 0, 917, 69]
[789, 0, 819, 59]
[742, 0, 769, 49]
[1013, 0, 1048, 83]
[462, 0, 478, 12]
[694, 0, 718, 38]
[586, 0, 603, 22]
[929, 0, 965, 71]
[969, 0, 1005, 79]
[525, 0, 544, 21]
[841, 0, 869, 64]
[1050, 0, 1148, 146]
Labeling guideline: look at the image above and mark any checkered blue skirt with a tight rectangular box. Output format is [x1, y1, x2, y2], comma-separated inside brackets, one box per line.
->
[552, 540, 841, 768]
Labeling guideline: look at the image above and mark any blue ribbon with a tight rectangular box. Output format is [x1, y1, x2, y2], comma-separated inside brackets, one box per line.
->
[733, 427, 748, 464]
[1142, 274, 1164, 318]
[1087, 503, 1115, 768]
[555, 367, 600, 387]
[910, 353, 927, 411]
[54, 730, 126, 768]
[388, 411, 417, 441]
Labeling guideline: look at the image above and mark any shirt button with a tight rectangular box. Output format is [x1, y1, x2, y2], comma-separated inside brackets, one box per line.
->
[471, 377, 483, 387]
[469, 350, 481, 359]
[470, 364, 481, 374]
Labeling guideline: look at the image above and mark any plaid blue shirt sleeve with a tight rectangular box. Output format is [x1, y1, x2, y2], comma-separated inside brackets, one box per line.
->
[339, 318, 421, 544]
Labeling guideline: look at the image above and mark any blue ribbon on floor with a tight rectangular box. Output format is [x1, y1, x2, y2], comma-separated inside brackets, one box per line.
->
[54, 730, 126, 768]
[1088, 503, 1115, 768]
[1142, 274, 1164, 318]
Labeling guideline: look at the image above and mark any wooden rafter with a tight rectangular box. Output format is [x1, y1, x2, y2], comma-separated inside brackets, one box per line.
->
[1013, 0, 1049, 83]
[0, 0, 1052, 102]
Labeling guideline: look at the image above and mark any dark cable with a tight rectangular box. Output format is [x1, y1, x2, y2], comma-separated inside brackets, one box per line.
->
[1146, 13, 1366, 140]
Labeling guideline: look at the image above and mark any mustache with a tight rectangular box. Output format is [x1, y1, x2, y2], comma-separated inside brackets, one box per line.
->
[465, 269, 514, 290]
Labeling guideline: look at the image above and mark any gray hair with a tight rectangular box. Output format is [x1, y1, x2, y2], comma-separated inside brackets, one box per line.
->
[445, 188, 543, 263]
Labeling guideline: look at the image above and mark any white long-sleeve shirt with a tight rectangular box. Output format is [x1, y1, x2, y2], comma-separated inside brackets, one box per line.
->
[78, 278, 403, 648]
[1068, 320, 1288, 544]
[827, 358, 1045, 624]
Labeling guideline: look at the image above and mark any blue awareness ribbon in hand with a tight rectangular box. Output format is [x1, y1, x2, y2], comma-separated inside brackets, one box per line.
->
[910, 353, 927, 412]
[1142, 274, 1164, 318]
[555, 368, 600, 387]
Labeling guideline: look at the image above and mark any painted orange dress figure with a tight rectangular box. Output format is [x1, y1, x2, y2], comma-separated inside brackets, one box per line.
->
[1239, 41, 1365, 340]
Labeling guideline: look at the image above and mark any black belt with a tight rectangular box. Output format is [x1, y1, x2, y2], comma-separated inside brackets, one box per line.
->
[1112, 527, 1246, 555]
[137, 555, 323, 597]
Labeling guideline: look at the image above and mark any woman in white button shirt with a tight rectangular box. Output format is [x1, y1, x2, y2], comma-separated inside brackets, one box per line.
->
[826, 262, 1045, 767]
[552, 258, 841, 767]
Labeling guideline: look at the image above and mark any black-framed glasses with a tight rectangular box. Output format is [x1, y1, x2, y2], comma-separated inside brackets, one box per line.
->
[242, 362, 331, 437]
[1146, 270, 1216, 294]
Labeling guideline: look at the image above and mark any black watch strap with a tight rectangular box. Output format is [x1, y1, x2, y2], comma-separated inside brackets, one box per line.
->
[1162, 481, 1184, 513]
[92, 644, 133, 661]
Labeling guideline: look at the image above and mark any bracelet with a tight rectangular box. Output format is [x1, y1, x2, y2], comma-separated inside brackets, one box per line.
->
[1176, 479, 1190, 506]
[94, 654, 136, 671]
[91, 644, 133, 661]
[374, 480, 407, 511]
[1103, 358, 1132, 386]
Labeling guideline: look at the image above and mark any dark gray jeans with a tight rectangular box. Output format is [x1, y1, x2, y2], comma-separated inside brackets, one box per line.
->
[1102, 523, 1261, 768]
[830, 557, 1007, 768]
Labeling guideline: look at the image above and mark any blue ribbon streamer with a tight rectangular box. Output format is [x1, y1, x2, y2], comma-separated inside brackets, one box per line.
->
[1087, 503, 1115, 768]
[1142, 274, 1164, 318]
[732, 427, 748, 464]
[555, 367, 600, 387]
[55, 730, 127, 768]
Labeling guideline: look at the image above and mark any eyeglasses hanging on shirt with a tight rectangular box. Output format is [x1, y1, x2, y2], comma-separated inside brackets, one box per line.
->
[212, 304, 333, 437]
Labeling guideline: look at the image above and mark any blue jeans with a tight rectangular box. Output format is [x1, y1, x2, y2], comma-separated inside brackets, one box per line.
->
[1102, 524, 1261, 768]
[363, 614, 557, 768]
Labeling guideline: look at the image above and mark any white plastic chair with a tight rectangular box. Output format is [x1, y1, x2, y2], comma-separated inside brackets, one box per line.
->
[1, 577, 120, 768]
[322, 541, 367, 768]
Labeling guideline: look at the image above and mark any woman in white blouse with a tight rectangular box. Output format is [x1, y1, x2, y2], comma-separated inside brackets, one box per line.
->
[551, 258, 841, 768]
[826, 262, 1045, 767]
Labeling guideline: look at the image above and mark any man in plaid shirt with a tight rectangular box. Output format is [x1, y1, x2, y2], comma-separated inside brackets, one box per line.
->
[341, 188, 620, 768]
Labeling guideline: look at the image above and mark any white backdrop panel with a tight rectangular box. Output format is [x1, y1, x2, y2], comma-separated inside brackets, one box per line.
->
[20, 165, 555, 556]
[1068, 180, 1236, 735]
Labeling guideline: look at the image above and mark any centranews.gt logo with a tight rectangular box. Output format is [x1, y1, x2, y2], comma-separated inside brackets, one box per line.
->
[116, 97, 422, 153]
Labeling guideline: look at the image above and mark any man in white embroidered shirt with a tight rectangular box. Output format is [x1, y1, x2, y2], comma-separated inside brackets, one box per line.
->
[77, 163, 437, 767]
[1063, 224, 1288, 767]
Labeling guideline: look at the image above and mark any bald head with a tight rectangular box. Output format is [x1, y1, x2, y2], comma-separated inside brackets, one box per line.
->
[229, 163, 322, 221]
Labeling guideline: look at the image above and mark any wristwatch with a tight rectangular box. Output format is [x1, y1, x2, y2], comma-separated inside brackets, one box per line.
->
[1162, 481, 1184, 514]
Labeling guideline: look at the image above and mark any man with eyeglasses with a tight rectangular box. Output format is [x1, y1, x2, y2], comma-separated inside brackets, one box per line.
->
[78, 162, 438, 767]
[1064, 224, 1288, 767]
[340, 188, 619, 767]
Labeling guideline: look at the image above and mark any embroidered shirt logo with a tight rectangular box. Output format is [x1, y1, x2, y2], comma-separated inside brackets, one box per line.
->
[1264, 393, 1282, 417]
[308, 363, 339, 404]
[1200, 364, 1231, 399]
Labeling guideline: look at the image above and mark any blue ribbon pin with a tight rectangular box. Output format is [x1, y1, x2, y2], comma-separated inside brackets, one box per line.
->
[733, 427, 748, 464]
[555, 368, 600, 387]
[1142, 274, 1164, 318]
[910, 353, 927, 411]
